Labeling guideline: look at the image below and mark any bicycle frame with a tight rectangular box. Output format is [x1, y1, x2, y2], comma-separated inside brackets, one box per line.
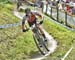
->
[30, 22, 49, 55]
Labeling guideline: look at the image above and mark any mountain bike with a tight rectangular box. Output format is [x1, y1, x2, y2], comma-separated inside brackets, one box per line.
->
[30, 21, 50, 55]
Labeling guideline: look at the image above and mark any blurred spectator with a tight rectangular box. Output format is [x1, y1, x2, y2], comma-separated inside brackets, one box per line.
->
[63, 0, 67, 2]
[58, 3, 63, 10]
[32, 0, 35, 3]
[66, 0, 70, 3]
[63, 0, 70, 3]
[66, 4, 71, 13]
[17, 0, 22, 9]
[34, 0, 43, 8]
[72, 5, 75, 15]
[51, 0, 56, 6]
[46, 0, 51, 4]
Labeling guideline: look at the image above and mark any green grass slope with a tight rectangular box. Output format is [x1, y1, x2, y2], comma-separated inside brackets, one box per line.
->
[0, 3, 37, 60]
[0, 3, 20, 25]
[0, 0, 7, 2]
[66, 47, 75, 60]
[43, 16, 75, 60]
[0, 3, 75, 60]
[0, 26, 37, 60]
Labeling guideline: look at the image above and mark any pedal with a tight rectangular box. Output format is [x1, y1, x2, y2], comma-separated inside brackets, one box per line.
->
[38, 43, 42, 47]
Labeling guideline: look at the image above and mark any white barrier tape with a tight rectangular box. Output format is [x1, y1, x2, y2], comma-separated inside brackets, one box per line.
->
[0, 21, 21, 29]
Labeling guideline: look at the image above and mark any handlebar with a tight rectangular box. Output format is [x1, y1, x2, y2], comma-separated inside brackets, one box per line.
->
[22, 20, 43, 32]
[31, 20, 43, 29]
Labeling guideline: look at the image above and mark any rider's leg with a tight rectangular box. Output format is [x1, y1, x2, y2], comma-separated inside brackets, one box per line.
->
[37, 25, 47, 41]
[22, 21, 28, 32]
[36, 24, 46, 39]
[28, 20, 46, 39]
[28, 21, 43, 47]
[17, 1, 22, 10]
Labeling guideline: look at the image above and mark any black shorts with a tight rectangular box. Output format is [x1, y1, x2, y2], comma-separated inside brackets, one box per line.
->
[28, 19, 36, 27]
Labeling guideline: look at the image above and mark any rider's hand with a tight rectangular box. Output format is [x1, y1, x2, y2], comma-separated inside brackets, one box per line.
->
[22, 28, 29, 32]
[22, 29, 27, 32]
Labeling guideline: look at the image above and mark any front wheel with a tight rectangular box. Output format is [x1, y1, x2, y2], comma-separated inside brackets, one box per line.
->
[33, 34, 45, 55]
[33, 33, 49, 55]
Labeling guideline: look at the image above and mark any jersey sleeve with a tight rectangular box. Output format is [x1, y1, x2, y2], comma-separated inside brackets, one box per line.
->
[22, 15, 27, 24]
[33, 12, 42, 18]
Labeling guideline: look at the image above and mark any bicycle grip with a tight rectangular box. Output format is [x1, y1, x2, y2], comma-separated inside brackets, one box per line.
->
[39, 20, 43, 24]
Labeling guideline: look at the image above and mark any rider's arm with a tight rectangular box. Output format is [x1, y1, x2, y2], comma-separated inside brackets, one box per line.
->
[22, 15, 28, 31]
[34, 12, 44, 24]
[34, 12, 43, 20]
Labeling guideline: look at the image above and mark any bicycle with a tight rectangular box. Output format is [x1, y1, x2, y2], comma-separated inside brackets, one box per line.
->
[29, 20, 50, 55]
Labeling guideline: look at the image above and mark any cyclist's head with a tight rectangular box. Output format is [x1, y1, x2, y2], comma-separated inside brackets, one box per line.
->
[25, 8, 31, 15]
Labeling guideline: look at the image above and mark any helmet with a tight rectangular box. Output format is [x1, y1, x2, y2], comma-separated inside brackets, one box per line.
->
[25, 8, 31, 14]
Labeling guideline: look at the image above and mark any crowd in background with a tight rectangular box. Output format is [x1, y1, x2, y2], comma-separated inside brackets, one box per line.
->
[17, 0, 75, 15]
[47, 0, 75, 15]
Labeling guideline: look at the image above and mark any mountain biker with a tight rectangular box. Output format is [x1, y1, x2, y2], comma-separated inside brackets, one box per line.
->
[17, 0, 22, 9]
[22, 8, 47, 40]
[17, 0, 31, 10]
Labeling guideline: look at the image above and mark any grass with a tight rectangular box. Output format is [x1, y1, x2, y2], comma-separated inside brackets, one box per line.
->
[66, 47, 75, 60]
[0, 3, 37, 60]
[0, 26, 37, 60]
[0, 0, 7, 2]
[0, 3, 75, 60]
[42, 15, 75, 60]
[0, 3, 20, 25]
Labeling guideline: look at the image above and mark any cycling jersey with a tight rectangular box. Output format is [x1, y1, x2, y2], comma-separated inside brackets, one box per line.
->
[28, 12, 36, 23]
[22, 12, 42, 24]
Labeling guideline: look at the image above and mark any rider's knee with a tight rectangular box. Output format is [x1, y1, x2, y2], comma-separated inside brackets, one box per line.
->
[37, 25, 42, 29]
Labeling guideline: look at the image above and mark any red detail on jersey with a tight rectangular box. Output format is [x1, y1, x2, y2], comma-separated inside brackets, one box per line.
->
[28, 13, 36, 23]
